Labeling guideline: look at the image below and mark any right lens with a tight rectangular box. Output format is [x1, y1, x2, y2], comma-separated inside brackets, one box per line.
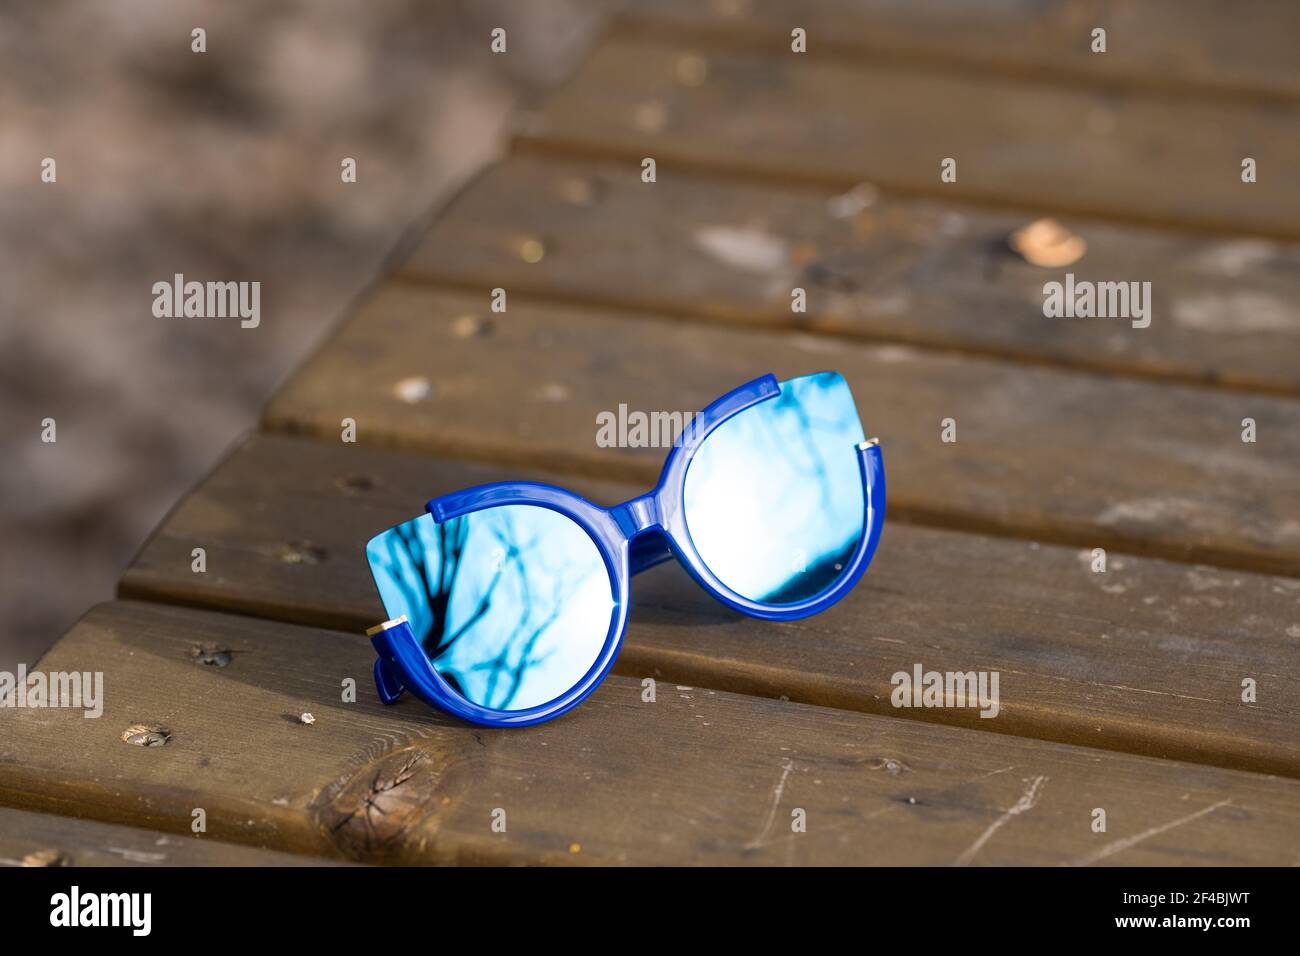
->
[681, 371, 867, 605]
[366, 504, 615, 712]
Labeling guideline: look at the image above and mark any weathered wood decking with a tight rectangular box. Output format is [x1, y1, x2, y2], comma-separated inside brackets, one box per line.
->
[4, 1, 1298, 865]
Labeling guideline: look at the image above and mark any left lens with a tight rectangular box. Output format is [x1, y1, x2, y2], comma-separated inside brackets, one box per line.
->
[366, 504, 615, 711]
[681, 371, 867, 605]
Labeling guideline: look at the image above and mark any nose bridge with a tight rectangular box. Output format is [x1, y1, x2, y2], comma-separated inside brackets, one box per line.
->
[610, 492, 661, 538]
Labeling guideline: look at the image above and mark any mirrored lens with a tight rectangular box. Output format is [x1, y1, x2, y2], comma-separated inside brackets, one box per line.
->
[366, 504, 615, 711]
[682, 371, 866, 605]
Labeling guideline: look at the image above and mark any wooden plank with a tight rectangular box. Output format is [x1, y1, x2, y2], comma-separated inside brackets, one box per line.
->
[519, 38, 1300, 239]
[0, 808, 340, 867]
[619, 0, 1300, 103]
[4, 601, 1300, 865]
[121, 434, 1300, 777]
[402, 154, 1300, 395]
[122, 436, 637, 634]
[262, 283, 1300, 576]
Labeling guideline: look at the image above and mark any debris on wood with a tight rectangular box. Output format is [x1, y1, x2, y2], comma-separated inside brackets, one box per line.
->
[693, 224, 789, 273]
[556, 175, 601, 207]
[826, 182, 880, 219]
[393, 376, 432, 403]
[1008, 218, 1086, 267]
[122, 724, 171, 747]
[273, 541, 328, 565]
[21, 848, 68, 867]
[451, 313, 492, 338]
[518, 237, 546, 264]
[190, 645, 232, 668]
[632, 99, 668, 134]
[675, 53, 708, 87]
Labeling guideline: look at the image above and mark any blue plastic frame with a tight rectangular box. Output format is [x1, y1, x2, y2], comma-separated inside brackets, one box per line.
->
[368, 372, 886, 728]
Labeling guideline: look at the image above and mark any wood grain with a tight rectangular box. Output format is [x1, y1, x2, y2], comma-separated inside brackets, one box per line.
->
[263, 283, 1300, 576]
[619, 0, 1300, 103]
[0, 808, 341, 867]
[4, 601, 1299, 865]
[519, 39, 1300, 239]
[120, 434, 1300, 777]
[402, 154, 1300, 395]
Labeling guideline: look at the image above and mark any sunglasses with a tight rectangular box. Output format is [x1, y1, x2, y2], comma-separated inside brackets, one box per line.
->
[364, 371, 885, 727]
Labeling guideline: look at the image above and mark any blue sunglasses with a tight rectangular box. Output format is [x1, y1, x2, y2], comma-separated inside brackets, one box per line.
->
[364, 371, 886, 727]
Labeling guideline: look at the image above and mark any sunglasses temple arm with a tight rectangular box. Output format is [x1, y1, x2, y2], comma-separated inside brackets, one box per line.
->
[628, 530, 674, 576]
[366, 618, 414, 704]
[374, 658, 406, 704]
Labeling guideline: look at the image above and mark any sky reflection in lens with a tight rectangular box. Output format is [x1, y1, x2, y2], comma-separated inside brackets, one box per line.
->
[366, 505, 614, 711]
[682, 372, 866, 604]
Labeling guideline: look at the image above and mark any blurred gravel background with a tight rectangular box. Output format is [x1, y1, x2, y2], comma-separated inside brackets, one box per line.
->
[0, 0, 609, 670]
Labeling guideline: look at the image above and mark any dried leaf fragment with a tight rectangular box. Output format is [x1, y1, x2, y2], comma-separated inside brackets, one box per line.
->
[122, 724, 171, 747]
[1009, 218, 1087, 267]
